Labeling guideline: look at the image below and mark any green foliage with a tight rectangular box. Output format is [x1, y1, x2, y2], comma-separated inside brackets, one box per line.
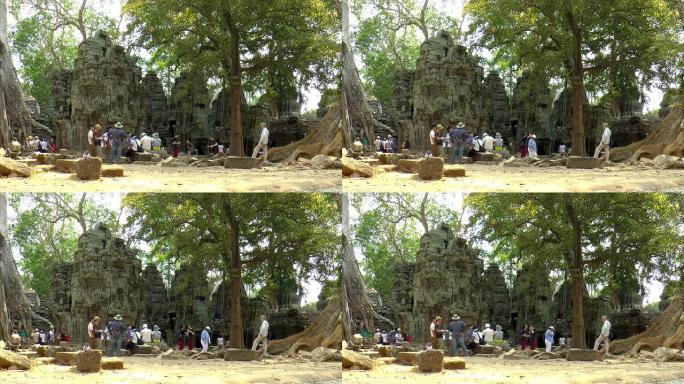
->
[351, 0, 461, 104]
[124, 0, 338, 98]
[9, 0, 118, 107]
[466, 0, 683, 103]
[123, 193, 341, 300]
[465, 193, 683, 296]
[351, 193, 464, 296]
[9, 193, 118, 296]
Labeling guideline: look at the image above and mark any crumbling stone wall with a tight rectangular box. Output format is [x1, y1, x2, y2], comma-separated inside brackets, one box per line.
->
[140, 264, 169, 333]
[481, 73, 511, 141]
[139, 73, 169, 138]
[410, 223, 484, 341]
[480, 264, 511, 331]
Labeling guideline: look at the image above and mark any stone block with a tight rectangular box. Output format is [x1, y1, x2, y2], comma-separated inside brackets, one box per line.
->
[443, 357, 466, 370]
[310, 154, 339, 169]
[474, 345, 495, 355]
[396, 159, 420, 173]
[0, 349, 32, 370]
[378, 153, 397, 165]
[55, 351, 78, 365]
[17, 159, 38, 167]
[311, 347, 339, 362]
[224, 156, 262, 169]
[342, 157, 373, 178]
[0, 156, 32, 177]
[74, 157, 102, 180]
[443, 164, 466, 177]
[36, 153, 51, 165]
[473, 152, 494, 162]
[131, 152, 153, 162]
[55, 159, 77, 173]
[101, 357, 124, 369]
[566, 348, 602, 361]
[566, 156, 604, 169]
[36, 345, 50, 357]
[75, 350, 101, 373]
[101, 165, 124, 177]
[341, 349, 373, 370]
[131, 344, 153, 355]
[417, 157, 444, 180]
[417, 349, 443, 372]
[223, 349, 261, 361]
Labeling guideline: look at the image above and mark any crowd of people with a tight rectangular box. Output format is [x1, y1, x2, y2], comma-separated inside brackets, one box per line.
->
[365, 313, 613, 358]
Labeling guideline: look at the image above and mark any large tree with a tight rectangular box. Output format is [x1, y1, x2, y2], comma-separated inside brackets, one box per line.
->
[466, 193, 682, 348]
[466, 0, 682, 156]
[124, 193, 340, 349]
[125, 0, 338, 157]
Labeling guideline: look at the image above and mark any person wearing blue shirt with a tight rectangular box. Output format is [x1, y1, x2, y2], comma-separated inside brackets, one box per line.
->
[201, 326, 211, 353]
[544, 326, 555, 352]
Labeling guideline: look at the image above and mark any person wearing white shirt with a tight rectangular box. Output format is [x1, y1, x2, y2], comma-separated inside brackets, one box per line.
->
[482, 324, 495, 344]
[201, 326, 211, 353]
[251, 123, 269, 162]
[140, 133, 153, 152]
[140, 324, 153, 344]
[482, 133, 495, 152]
[88, 316, 101, 349]
[593, 315, 611, 353]
[594, 123, 611, 161]
[251, 314, 270, 355]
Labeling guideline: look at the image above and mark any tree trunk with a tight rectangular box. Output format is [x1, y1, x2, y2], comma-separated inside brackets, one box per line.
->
[227, 23, 244, 157]
[564, 5, 587, 157]
[223, 202, 244, 349]
[267, 296, 344, 354]
[564, 198, 586, 349]
[610, 289, 684, 355]
[338, 0, 392, 147]
[0, 194, 32, 342]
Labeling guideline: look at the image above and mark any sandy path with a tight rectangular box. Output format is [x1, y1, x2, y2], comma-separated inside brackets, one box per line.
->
[343, 164, 684, 193]
[343, 356, 684, 384]
[1, 356, 341, 384]
[0, 164, 340, 193]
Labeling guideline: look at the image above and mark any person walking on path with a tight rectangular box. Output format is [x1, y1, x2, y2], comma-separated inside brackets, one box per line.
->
[201, 326, 211, 353]
[252, 123, 270, 162]
[594, 123, 612, 161]
[108, 122, 128, 164]
[593, 315, 611, 354]
[448, 314, 469, 357]
[107, 315, 127, 357]
[544, 326, 555, 352]
[252, 314, 270, 356]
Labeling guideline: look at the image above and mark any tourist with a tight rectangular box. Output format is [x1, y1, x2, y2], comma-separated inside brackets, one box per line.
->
[527, 134, 538, 158]
[429, 125, 444, 157]
[449, 122, 466, 164]
[559, 143, 567, 155]
[494, 325, 504, 344]
[361, 135, 369, 149]
[102, 127, 111, 159]
[186, 326, 195, 350]
[151, 133, 162, 151]
[48, 138, 57, 153]
[129, 135, 140, 153]
[494, 133, 504, 151]
[141, 324, 153, 344]
[482, 323, 494, 344]
[251, 122, 270, 162]
[483, 133, 495, 152]
[381, 331, 389, 345]
[251, 314, 270, 356]
[201, 326, 211, 353]
[178, 326, 187, 350]
[430, 315, 444, 350]
[395, 328, 403, 344]
[444, 127, 452, 158]
[218, 142, 225, 154]
[388, 328, 397, 344]
[140, 132, 153, 152]
[521, 325, 530, 350]
[448, 314, 468, 357]
[374, 136, 382, 151]
[186, 140, 195, 155]
[594, 123, 612, 161]
[39, 137, 48, 153]
[217, 336, 225, 346]
[402, 139, 411, 150]
[107, 122, 127, 164]
[171, 135, 180, 158]
[373, 328, 382, 344]
[528, 325, 537, 350]
[47, 325, 55, 345]
[520, 133, 529, 158]
[152, 325, 162, 344]
[31, 136, 40, 152]
[107, 314, 127, 357]
[593, 315, 611, 354]
[88, 125, 100, 157]
[131, 327, 140, 345]
[545, 326, 555, 352]
[208, 137, 218, 155]
[19, 328, 27, 341]
[31, 328, 40, 344]
[88, 315, 101, 350]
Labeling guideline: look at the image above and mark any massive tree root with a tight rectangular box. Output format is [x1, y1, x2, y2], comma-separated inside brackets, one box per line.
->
[268, 103, 344, 162]
[610, 289, 684, 355]
[610, 100, 684, 162]
[267, 295, 344, 355]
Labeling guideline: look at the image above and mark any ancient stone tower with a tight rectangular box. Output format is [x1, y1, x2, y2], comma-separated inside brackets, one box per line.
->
[410, 223, 483, 341]
[480, 263, 512, 331]
[410, 31, 485, 151]
[67, 223, 142, 342]
[140, 264, 169, 332]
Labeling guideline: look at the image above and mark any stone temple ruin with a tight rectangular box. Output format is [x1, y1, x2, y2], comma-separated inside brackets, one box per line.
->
[373, 223, 658, 346]
[35, 223, 317, 346]
[36, 31, 318, 153]
[382, 30, 658, 155]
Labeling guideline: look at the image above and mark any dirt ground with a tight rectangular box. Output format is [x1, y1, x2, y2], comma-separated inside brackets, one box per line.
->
[343, 356, 684, 384]
[343, 163, 684, 193]
[1, 356, 341, 384]
[0, 163, 340, 193]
